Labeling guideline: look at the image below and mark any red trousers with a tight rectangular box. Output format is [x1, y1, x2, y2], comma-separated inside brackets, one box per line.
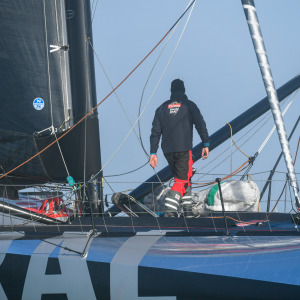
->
[164, 150, 193, 196]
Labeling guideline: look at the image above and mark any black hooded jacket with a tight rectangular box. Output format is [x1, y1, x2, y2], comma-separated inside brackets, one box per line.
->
[150, 91, 209, 154]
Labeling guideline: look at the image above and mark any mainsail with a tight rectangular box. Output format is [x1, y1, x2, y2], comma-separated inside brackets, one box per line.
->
[0, 0, 101, 186]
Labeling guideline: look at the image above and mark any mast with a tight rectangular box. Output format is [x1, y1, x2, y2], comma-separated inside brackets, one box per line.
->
[65, 0, 103, 215]
[241, 0, 300, 208]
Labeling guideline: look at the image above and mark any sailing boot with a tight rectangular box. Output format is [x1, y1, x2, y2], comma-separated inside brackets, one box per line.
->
[164, 190, 182, 217]
[182, 186, 194, 218]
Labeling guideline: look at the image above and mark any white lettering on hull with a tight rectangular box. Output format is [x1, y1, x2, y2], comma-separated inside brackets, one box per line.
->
[110, 231, 176, 300]
[22, 239, 97, 300]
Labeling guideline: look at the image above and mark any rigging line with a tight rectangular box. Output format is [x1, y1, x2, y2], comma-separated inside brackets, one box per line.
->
[138, 0, 195, 158]
[274, 171, 300, 175]
[89, 113, 149, 182]
[192, 160, 250, 188]
[91, 0, 99, 24]
[194, 170, 286, 176]
[257, 89, 298, 154]
[40, 237, 83, 256]
[169, 0, 196, 32]
[238, 93, 297, 180]
[198, 94, 292, 175]
[153, 167, 166, 189]
[227, 123, 250, 158]
[0, 1, 195, 182]
[88, 40, 146, 152]
[195, 120, 268, 182]
[104, 161, 149, 178]
[264, 136, 300, 220]
[194, 112, 270, 181]
[54, 131, 70, 176]
[103, 177, 115, 194]
[122, 193, 157, 218]
[88, 0, 99, 36]
[89, 40, 150, 178]
[195, 96, 292, 181]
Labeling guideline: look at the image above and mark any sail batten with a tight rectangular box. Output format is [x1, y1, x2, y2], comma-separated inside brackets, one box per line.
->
[59, 0, 74, 129]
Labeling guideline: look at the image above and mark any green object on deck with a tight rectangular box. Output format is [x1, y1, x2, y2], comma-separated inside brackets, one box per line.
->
[207, 182, 225, 206]
[207, 185, 218, 206]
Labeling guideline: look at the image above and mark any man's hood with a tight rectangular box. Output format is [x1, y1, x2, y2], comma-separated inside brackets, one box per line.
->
[170, 91, 188, 102]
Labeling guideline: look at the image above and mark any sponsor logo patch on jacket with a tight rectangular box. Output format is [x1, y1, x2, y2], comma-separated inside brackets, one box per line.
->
[168, 102, 181, 109]
[168, 102, 181, 114]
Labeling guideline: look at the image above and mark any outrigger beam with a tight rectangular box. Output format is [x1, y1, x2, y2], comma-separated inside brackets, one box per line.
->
[0, 199, 66, 225]
[107, 74, 300, 215]
[242, 0, 300, 207]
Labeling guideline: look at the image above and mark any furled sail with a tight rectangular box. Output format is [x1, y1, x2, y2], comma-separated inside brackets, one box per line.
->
[0, 0, 101, 185]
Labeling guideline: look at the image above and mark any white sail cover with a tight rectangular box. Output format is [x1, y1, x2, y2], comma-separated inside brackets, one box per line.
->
[193, 180, 260, 215]
[143, 180, 260, 216]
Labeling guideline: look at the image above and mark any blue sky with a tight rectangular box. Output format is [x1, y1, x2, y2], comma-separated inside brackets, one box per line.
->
[91, 0, 300, 211]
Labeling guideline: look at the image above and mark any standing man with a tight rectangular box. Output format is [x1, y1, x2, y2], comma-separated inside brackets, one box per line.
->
[150, 79, 209, 217]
